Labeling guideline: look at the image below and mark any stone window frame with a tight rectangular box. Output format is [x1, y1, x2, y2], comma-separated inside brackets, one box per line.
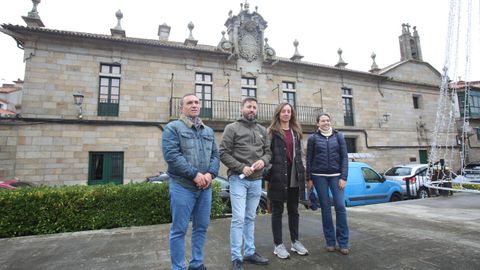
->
[195, 72, 213, 118]
[342, 87, 354, 126]
[412, 94, 422, 109]
[241, 77, 257, 99]
[98, 63, 122, 117]
[282, 81, 296, 107]
[344, 136, 357, 153]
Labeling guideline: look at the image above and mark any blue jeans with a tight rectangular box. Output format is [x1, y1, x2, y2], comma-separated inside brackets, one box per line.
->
[312, 175, 349, 249]
[169, 180, 212, 270]
[229, 175, 262, 261]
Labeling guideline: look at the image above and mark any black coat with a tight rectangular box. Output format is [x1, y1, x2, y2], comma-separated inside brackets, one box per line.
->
[266, 130, 306, 202]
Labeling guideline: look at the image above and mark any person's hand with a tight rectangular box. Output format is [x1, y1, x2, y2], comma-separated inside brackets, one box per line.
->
[193, 173, 207, 189]
[252, 160, 265, 170]
[306, 180, 313, 193]
[242, 166, 254, 177]
[202, 173, 213, 190]
[339, 179, 346, 190]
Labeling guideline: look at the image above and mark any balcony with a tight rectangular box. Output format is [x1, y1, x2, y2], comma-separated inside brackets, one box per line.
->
[169, 97, 322, 124]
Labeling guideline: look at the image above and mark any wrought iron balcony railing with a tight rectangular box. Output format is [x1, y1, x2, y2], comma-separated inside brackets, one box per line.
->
[170, 97, 322, 124]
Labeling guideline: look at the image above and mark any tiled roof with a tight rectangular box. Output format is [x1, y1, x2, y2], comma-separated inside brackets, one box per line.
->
[1, 24, 229, 55]
[0, 86, 21, 93]
[1, 24, 387, 78]
[276, 57, 385, 77]
[450, 81, 480, 89]
[0, 108, 15, 115]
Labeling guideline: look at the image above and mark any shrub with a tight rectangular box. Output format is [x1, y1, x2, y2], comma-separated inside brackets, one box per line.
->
[452, 183, 480, 191]
[0, 182, 227, 238]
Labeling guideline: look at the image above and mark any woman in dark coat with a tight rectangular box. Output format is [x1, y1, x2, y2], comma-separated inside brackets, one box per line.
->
[266, 102, 309, 259]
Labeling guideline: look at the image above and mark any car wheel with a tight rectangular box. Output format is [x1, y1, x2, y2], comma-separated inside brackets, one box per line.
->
[390, 192, 402, 202]
[417, 188, 429, 199]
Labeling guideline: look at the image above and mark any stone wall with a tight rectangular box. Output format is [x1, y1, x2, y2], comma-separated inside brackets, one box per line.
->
[9, 123, 163, 185]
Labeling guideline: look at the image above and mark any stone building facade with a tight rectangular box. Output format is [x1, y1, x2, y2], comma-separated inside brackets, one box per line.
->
[0, 2, 467, 185]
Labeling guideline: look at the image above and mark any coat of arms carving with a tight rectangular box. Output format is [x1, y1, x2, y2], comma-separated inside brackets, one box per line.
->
[238, 21, 260, 62]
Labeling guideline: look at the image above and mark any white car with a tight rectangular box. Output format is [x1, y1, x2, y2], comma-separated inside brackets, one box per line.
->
[383, 164, 429, 199]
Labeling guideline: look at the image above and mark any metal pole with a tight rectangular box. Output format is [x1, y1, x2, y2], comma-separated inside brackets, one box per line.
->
[225, 78, 230, 120]
[169, 73, 174, 117]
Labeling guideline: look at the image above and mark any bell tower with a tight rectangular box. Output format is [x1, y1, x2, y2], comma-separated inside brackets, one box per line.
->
[399, 23, 423, 61]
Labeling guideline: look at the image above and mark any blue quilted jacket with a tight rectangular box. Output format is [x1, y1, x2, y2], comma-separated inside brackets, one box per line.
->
[306, 130, 348, 180]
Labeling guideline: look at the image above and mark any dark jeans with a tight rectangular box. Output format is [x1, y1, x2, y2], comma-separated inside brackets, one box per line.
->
[312, 175, 349, 249]
[271, 187, 299, 245]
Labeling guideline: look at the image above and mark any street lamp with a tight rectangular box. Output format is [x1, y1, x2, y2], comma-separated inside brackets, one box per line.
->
[73, 92, 84, 119]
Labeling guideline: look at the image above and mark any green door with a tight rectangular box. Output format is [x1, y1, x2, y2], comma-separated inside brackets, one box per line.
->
[419, 150, 428, 164]
[88, 152, 124, 185]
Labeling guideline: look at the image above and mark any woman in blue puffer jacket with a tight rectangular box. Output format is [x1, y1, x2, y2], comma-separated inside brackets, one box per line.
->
[306, 113, 350, 255]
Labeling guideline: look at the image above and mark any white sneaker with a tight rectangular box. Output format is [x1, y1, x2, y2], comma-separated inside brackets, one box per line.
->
[291, 240, 309, 255]
[273, 243, 290, 259]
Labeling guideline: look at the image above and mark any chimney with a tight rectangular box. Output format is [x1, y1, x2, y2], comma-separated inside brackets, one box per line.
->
[158, 23, 171, 41]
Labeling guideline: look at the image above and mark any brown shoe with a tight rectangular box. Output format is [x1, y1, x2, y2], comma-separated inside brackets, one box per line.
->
[339, 248, 350, 255]
[325, 246, 335, 252]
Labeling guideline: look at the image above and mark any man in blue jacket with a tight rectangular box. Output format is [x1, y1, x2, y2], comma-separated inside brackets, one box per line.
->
[162, 93, 220, 270]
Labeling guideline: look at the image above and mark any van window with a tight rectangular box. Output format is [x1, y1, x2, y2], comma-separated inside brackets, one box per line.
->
[362, 167, 382, 183]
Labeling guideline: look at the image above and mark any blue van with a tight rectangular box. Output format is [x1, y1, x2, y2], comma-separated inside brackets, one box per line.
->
[345, 162, 402, 206]
[308, 162, 402, 207]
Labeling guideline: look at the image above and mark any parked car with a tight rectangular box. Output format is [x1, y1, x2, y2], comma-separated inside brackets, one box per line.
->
[383, 164, 429, 198]
[145, 173, 170, 183]
[343, 162, 402, 206]
[145, 173, 268, 214]
[0, 179, 34, 189]
[451, 171, 480, 183]
[461, 161, 480, 181]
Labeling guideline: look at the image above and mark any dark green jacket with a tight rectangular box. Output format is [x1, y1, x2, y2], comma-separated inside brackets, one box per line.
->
[219, 117, 271, 180]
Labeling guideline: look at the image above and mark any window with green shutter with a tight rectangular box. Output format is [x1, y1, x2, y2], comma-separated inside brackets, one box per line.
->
[98, 64, 121, 116]
[88, 152, 124, 185]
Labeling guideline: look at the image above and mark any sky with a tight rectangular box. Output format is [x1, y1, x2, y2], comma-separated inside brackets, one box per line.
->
[0, 0, 478, 84]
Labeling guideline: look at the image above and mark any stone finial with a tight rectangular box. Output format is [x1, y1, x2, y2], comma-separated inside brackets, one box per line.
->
[184, 21, 198, 46]
[29, 0, 41, 18]
[187, 21, 195, 40]
[412, 26, 419, 37]
[22, 0, 45, 27]
[110, 9, 126, 38]
[158, 23, 171, 41]
[369, 52, 380, 73]
[335, 48, 348, 68]
[218, 31, 233, 53]
[228, 10, 233, 18]
[290, 39, 304, 61]
[114, 10, 123, 30]
[244, 1, 250, 12]
[264, 38, 276, 61]
[255, 6, 258, 13]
